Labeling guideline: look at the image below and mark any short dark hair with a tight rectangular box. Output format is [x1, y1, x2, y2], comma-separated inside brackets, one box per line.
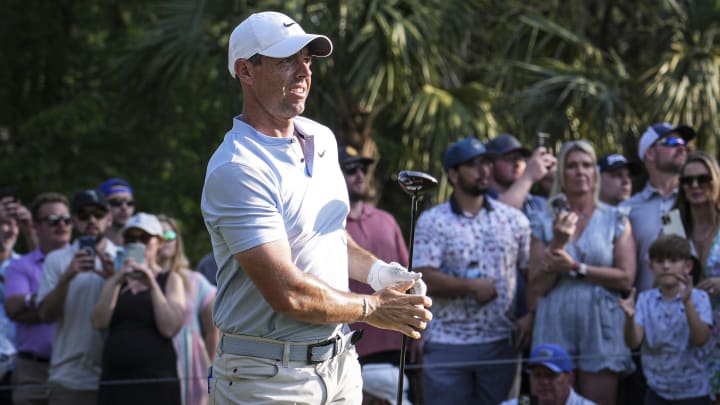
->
[247, 54, 263, 66]
[649, 234, 692, 261]
[30, 192, 70, 221]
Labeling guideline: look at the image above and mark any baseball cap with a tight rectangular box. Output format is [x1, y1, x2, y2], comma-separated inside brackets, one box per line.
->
[597, 154, 642, 176]
[71, 190, 108, 214]
[485, 134, 531, 157]
[443, 137, 488, 172]
[228, 11, 333, 78]
[123, 212, 163, 237]
[528, 344, 573, 373]
[99, 178, 133, 197]
[338, 145, 374, 167]
[637, 122, 696, 160]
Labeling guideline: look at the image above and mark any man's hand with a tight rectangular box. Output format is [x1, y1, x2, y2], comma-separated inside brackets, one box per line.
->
[364, 281, 432, 339]
[523, 148, 557, 183]
[513, 312, 534, 350]
[64, 250, 95, 283]
[367, 260, 427, 295]
[469, 278, 497, 304]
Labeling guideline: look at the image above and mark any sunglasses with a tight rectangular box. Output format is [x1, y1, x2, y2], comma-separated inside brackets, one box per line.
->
[108, 198, 135, 208]
[680, 174, 712, 187]
[655, 136, 686, 148]
[40, 214, 72, 226]
[343, 165, 368, 176]
[76, 210, 107, 221]
[124, 232, 153, 244]
[163, 230, 177, 241]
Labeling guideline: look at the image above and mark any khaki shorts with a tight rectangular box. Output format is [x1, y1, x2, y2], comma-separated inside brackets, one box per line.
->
[209, 346, 362, 405]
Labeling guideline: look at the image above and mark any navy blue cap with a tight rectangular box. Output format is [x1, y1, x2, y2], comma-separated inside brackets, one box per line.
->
[443, 137, 488, 172]
[528, 344, 573, 373]
[71, 189, 108, 213]
[598, 154, 642, 175]
[338, 146, 374, 168]
[485, 134, 531, 157]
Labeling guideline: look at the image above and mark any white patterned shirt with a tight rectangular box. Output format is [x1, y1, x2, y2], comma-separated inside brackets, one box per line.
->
[413, 195, 530, 344]
[636, 288, 712, 399]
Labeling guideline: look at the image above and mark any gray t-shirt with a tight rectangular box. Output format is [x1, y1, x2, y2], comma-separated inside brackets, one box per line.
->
[201, 116, 350, 342]
[37, 239, 119, 390]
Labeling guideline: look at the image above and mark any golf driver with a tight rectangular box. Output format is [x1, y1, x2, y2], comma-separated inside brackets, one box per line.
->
[396, 170, 438, 405]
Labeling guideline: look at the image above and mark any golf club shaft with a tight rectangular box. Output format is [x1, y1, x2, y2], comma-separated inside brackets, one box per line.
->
[397, 194, 418, 405]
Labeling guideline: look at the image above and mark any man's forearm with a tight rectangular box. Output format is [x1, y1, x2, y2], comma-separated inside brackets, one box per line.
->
[38, 277, 70, 322]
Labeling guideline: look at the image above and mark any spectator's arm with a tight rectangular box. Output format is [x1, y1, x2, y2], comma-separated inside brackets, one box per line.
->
[684, 297, 710, 346]
[5, 294, 42, 323]
[90, 272, 124, 329]
[498, 148, 556, 209]
[150, 271, 186, 338]
[623, 313, 644, 349]
[528, 237, 559, 297]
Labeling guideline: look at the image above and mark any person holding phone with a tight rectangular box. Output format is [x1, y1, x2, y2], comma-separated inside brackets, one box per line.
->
[91, 212, 185, 405]
[670, 151, 720, 400]
[528, 141, 636, 405]
[36, 189, 118, 405]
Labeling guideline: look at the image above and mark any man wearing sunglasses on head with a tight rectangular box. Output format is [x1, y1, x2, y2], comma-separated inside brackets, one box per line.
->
[620, 122, 696, 404]
[5, 192, 72, 405]
[35, 189, 120, 405]
[98, 178, 135, 247]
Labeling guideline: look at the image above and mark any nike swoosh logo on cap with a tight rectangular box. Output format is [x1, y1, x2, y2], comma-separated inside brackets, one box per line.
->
[318, 149, 326, 157]
[283, 22, 296, 27]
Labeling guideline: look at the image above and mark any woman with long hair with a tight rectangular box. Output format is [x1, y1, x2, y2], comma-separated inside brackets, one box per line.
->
[528, 141, 636, 405]
[157, 214, 218, 405]
[91, 212, 186, 404]
[673, 151, 720, 401]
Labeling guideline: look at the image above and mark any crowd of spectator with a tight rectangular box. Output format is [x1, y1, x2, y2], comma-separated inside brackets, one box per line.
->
[0, 119, 716, 405]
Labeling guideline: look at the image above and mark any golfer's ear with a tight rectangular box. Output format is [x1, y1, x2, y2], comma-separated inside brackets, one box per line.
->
[235, 59, 253, 83]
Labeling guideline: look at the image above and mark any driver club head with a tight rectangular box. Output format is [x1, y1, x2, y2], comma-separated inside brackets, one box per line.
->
[398, 170, 438, 196]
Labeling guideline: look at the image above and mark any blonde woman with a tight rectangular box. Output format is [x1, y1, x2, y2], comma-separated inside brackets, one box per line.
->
[673, 151, 720, 402]
[528, 141, 636, 405]
[157, 214, 218, 405]
[91, 212, 186, 404]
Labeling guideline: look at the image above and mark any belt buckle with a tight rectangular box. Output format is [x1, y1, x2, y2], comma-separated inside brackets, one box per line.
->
[306, 335, 341, 364]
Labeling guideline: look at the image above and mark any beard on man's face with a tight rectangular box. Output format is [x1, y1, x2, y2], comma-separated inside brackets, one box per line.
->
[456, 175, 488, 197]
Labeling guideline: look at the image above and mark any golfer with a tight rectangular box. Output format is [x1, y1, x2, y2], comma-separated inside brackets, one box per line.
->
[201, 11, 432, 404]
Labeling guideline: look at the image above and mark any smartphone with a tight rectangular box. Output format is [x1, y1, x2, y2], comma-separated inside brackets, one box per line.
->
[536, 132, 550, 149]
[78, 236, 96, 257]
[661, 209, 686, 238]
[550, 195, 570, 217]
[124, 243, 146, 264]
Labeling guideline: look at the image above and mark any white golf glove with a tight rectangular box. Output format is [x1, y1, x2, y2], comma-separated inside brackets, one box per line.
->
[367, 260, 427, 296]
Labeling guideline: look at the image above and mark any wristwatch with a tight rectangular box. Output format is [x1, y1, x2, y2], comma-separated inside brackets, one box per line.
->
[24, 293, 36, 309]
[569, 262, 587, 279]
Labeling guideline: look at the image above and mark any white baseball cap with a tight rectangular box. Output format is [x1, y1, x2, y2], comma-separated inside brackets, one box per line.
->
[637, 122, 695, 160]
[122, 212, 164, 237]
[228, 11, 333, 78]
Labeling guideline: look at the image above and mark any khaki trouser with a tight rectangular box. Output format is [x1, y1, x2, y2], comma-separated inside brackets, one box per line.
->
[11, 357, 49, 405]
[210, 346, 362, 404]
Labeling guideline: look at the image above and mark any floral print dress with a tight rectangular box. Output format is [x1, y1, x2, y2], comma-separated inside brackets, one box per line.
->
[704, 230, 720, 396]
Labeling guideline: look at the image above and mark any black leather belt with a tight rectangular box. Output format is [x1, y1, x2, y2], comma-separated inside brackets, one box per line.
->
[18, 351, 50, 363]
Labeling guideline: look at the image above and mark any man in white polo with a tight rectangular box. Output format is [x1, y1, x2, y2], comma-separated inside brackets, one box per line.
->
[201, 11, 432, 404]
